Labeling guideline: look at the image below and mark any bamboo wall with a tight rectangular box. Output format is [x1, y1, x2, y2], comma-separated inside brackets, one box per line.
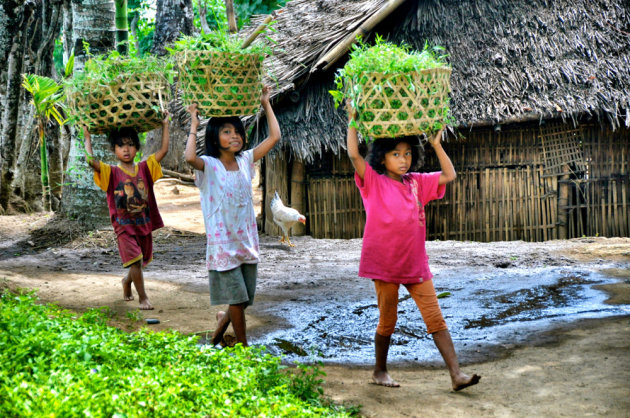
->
[567, 125, 629, 238]
[426, 167, 558, 241]
[265, 120, 629, 242]
[306, 154, 365, 238]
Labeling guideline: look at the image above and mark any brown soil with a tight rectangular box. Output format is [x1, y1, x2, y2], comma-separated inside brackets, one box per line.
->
[1, 179, 629, 417]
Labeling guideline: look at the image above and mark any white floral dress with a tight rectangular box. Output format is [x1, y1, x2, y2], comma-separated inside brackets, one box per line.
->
[195, 150, 259, 271]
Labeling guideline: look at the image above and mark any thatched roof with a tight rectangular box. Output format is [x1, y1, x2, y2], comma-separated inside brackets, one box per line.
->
[244, 0, 630, 162]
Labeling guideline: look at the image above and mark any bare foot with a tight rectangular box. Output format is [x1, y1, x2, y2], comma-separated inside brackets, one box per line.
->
[122, 276, 134, 301]
[371, 371, 400, 388]
[453, 373, 481, 391]
[138, 298, 154, 310]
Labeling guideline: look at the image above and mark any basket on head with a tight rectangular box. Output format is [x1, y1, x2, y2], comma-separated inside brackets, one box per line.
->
[66, 73, 171, 134]
[176, 50, 263, 117]
[352, 67, 452, 139]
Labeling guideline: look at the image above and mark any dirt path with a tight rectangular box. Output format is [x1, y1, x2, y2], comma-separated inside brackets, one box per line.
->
[1, 180, 629, 417]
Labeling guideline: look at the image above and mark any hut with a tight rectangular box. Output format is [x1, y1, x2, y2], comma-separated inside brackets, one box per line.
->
[246, 0, 630, 241]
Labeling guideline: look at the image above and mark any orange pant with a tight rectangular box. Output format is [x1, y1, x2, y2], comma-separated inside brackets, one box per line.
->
[374, 279, 448, 337]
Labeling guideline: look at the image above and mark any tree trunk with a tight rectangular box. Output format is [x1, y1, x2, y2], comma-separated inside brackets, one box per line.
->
[71, 0, 116, 71]
[130, 10, 139, 52]
[62, 0, 73, 63]
[38, 122, 51, 211]
[151, 0, 193, 56]
[0, 0, 28, 99]
[146, 0, 195, 173]
[12, 106, 36, 201]
[0, 2, 34, 212]
[224, 0, 237, 33]
[61, 0, 115, 226]
[198, 0, 211, 34]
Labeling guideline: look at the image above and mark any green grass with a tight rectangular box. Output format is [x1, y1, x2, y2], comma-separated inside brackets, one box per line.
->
[0, 289, 356, 417]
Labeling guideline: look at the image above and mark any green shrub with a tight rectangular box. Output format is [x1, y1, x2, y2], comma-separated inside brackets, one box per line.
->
[0, 290, 354, 417]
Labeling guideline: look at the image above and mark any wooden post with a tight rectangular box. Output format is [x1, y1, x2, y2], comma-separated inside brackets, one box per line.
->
[290, 159, 306, 236]
[225, 0, 238, 33]
[557, 164, 570, 239]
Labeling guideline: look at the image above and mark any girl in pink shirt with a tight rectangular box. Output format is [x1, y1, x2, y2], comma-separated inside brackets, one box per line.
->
[346, 102, 480, 391]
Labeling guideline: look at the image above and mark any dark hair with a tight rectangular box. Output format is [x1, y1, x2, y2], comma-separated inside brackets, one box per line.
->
[108, 127, 140, 150]
[204, 116, 247, 157]
[367, 136, 425, 174]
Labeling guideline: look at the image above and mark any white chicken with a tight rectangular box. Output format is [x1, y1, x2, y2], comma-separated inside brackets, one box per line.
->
[270, 191, 306, 247]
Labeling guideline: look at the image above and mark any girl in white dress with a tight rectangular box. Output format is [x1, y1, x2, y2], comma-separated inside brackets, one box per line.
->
[185, 86, 281, 346]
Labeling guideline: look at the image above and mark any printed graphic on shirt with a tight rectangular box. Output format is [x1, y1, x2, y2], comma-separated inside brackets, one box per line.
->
[113, 176, 150, 226]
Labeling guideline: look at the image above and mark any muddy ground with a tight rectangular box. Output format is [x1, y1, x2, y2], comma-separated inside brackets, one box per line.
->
[1, 179, 630, 417]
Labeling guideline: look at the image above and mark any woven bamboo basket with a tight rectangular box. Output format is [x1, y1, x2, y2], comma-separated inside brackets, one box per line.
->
[67, 73, 170, 134]
[176, 50, 263, 117]
[352, 67, 452, 139]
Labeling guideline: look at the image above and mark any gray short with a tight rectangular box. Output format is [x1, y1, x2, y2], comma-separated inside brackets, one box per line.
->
[208, 264, 257, 306]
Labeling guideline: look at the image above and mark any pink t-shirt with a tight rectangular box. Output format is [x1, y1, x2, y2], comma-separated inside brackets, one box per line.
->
[355, 164, 445, 284]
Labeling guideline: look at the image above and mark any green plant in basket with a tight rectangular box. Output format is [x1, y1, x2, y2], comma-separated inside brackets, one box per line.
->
[168, 26, 273, 117]
[65, 49, 175, 134]
[330, 35, 455, 140]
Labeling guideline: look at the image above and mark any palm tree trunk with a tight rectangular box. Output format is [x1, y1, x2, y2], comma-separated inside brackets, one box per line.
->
[61, 0, 115, 225]
[38, 123, 51, 211]
[152, 0, 193, 56]
[46, 122, 63, 211]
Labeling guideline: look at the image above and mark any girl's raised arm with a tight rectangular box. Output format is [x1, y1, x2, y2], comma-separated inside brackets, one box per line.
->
[83, 126, 101, 172]
[155, 111, 170, 163]
[429, 129, 456, 185]
[346, 101, 366, 179]
[184, 104, 205, 171]
[253, 86, 281, 162]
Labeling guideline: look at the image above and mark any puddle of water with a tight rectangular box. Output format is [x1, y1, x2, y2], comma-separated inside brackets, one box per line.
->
[252, 266, 630, 365]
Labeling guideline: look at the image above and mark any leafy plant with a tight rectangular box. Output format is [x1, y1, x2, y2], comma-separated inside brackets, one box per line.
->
[330, 35, 455, 139]
[0, 290, 357, 416]
[21, 74, 67, 211]
[66, 49, 175, 92]
[167, 27, 271, 56]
